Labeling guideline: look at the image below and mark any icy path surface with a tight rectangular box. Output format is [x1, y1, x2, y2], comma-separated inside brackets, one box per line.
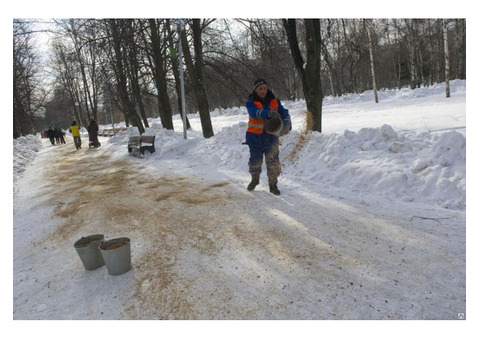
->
[13, 139, 465, 320]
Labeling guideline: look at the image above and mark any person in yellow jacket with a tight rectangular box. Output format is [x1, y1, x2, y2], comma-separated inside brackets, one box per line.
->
[69, 121, 82, 150]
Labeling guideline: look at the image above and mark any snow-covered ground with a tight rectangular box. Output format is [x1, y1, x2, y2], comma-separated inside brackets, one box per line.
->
[11, 81, 471, 337]
[113, 79, 466, 210]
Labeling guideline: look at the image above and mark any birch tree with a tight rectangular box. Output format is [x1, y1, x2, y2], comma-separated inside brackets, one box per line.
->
[443, 19, 451, 98]
[366, 20, 379, 103]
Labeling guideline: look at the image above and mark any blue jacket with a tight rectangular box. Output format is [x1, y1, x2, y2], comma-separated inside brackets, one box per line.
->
[245, 90, 291, 148]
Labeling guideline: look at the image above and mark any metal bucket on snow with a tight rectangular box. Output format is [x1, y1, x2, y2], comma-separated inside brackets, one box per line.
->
[99, 237, 131, 275]
[74, 234, 105, 270]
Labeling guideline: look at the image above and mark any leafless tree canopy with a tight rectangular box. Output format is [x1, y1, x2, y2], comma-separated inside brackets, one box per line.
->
[13, 18, 466, 137]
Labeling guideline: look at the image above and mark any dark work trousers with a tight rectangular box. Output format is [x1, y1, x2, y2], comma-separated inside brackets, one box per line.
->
[248, 138, 281, 183]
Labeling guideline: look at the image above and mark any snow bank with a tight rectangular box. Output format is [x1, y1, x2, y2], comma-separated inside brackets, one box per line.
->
[13, 134, 42, 185]
[282, 125, 465, 209]
[101, 119, 466, 210]
[13, 80, 466, 211]
[322, 79, 466, 105]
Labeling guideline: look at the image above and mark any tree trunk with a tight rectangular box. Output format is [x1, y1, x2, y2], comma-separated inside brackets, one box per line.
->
[443, 19, 451, 98]
[147, 19, 174, 130]
[366, 20, 379, 103]
[13, 81, 34, 137]
[109, 19, 145, 134]
[181, 19, 214, 138]
[283, 19, 323, 132]
[69, 20, 93, 122]
[405, 19, 423, 90]
[126, 20, 149, 128]
[455, 19, 466, 80]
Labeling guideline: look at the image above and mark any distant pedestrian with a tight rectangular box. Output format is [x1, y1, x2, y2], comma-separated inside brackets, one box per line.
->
[59, 129, 66, 144]
[46, 127, 55, 145]
[54, 127, 62, 144]
[69, 121, 82, 150]
[87, 119, 100, 148]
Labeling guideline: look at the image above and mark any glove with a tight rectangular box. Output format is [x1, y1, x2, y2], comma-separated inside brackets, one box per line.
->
[279, 124, 292, 136]
[267, 110, 280, 119]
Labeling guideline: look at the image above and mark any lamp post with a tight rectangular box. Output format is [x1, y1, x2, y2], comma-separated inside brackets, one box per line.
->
[174, 19, 187, 139]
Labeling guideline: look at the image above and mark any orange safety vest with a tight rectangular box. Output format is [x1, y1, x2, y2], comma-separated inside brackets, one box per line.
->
[247, 98, 279, 134]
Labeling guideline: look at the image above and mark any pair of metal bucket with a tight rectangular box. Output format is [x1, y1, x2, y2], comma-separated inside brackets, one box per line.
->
[74, 235, 131, 275]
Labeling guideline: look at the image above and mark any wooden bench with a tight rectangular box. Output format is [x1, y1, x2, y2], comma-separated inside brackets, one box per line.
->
[100, 127, 130, 136]
[128, 135, 156, 156]
[100, 129, 112, 136]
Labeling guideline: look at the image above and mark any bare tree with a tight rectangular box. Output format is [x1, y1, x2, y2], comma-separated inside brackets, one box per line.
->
[443, 19, 451, 98]
[108, 19, 145, 134]
[13, 19, 44, 137]
[283, 19, 323, 132]
[142, 19, 174, 129]
[454, 19, 466, 80]
[65, 19, 96, 121]
[181, 19, 214, 138]
[50, 19, 104, 126]
[124, 19, 149, 128]
[51, 41, 84, 126]
[365, 20, 379, 103]
[321, 19, 341, 97]
[21, 18, 466, 137]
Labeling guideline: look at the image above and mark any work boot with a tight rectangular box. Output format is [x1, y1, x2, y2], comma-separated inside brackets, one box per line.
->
[269, 180, 281, 195]
[247, 174, 260, 191]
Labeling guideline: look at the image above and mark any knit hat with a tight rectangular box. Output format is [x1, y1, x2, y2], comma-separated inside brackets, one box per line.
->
[253, 78, 268, 91]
